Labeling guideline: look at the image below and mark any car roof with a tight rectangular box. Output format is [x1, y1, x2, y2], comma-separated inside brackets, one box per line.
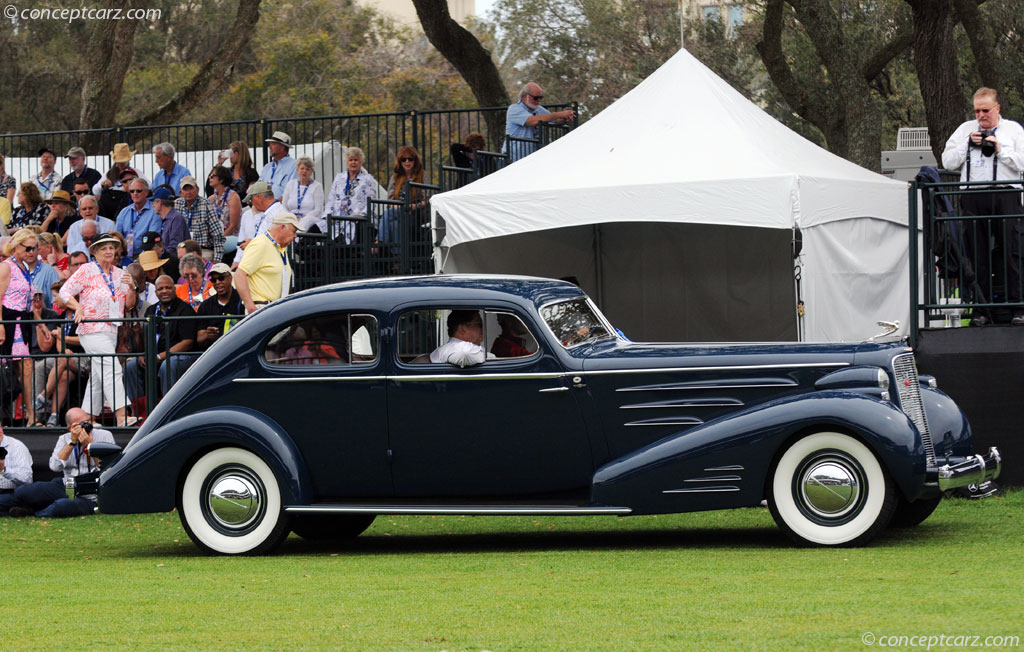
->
[283, 274, 587, 311]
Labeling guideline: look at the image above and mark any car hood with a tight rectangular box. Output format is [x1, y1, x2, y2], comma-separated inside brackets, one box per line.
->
[580, 338, 912, 371]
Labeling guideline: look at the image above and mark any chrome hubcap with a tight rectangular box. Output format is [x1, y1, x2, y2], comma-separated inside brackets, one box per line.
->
[800, 459, 861, 518]
[207, 472, 263, 530]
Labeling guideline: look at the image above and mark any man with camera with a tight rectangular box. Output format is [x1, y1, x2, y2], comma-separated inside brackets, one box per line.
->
[942, 87, 1024, 325]
[2, 408, 114, 518]
[0, 426, 33, 515]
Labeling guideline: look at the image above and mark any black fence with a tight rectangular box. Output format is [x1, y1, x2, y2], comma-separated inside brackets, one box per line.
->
[1, 104, 578, 202]
[909, 175, 1024, 344]
[0, 314, 237, 433]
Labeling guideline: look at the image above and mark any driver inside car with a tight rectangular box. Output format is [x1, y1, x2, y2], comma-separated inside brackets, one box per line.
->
[430, 309, 494, 367]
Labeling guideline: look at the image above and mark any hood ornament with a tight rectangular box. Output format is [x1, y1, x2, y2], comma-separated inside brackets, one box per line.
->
[869, 320, 900, 341]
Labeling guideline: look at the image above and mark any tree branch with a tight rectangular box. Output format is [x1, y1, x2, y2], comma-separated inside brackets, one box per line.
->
[861, 27, 914, 82]
[127, 0, 261, 127]
[953, 0, 1001, 91]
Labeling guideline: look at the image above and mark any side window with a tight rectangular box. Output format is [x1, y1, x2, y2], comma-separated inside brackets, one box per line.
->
[265, 313, 378, 366]
[397, 308, 539, 363]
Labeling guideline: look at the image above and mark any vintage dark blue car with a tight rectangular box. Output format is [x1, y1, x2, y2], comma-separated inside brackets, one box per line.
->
[79, 275, 1001, 554]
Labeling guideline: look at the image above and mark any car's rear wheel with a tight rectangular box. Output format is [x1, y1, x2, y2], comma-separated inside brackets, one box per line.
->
[291, 514, 376, 541]
[769, 431, 896, 547]
[890, 495, 942, 527]
[178, 447, 291, 555]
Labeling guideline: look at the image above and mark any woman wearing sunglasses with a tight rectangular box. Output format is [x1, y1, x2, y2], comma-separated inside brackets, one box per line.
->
[378, 147, 431, 256]
[0, 229, 44, 424]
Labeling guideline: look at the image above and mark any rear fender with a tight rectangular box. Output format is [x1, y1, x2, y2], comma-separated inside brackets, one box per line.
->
[96, 407, 312, 514]
[591, 392, 927, 514]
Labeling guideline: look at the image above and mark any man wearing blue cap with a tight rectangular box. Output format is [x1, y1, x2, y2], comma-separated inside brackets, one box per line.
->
[151, 187, 190, 253]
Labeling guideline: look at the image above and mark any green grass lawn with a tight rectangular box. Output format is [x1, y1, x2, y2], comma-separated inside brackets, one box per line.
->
[4, 491, 1022, 652]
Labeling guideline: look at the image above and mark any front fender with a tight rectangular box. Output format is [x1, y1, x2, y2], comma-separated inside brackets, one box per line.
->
[920, 385, 973, 460]
[591, 392, 928, 514]
[96, 407, 313, 514]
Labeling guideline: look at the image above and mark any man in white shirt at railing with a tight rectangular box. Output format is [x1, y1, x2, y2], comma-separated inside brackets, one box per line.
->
[942, 87, 1024, 326]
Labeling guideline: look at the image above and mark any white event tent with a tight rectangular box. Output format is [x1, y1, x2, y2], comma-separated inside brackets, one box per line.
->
[430, 49, 915, 342]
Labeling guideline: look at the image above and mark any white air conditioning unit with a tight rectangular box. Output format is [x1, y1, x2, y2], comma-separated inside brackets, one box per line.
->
[897, 127, 931, 151]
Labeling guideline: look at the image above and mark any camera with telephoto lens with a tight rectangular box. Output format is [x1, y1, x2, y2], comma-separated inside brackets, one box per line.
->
[76, 421, 93, 434]
[971, 129, 997, 157]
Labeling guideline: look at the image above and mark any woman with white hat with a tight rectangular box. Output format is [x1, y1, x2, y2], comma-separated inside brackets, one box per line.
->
[58, 233, 138, 426]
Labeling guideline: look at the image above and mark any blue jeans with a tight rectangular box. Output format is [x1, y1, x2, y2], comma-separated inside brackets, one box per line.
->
[125, 354, 194, 398]
[4, 478, 95, 517]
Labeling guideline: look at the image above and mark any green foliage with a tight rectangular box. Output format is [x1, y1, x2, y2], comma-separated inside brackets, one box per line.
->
[2, 492, 1021, 650]
[491, 0, 682, 115]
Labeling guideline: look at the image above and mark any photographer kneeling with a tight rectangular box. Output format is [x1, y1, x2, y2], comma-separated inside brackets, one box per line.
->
[5, 408, 114, 518]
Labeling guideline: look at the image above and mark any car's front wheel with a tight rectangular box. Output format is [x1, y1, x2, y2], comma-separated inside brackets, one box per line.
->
[891, 495, 942, 527]
[178, 447, 291, 555]
[769, 431, 896, 547]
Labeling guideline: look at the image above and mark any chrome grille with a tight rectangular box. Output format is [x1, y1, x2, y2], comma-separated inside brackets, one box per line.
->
[892, 353, 935, 465]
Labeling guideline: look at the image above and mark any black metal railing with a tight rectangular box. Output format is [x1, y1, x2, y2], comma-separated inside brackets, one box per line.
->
[1, 104, 578, 202]
[909, 176, 1024, 344]
[0, 313, 243, 432]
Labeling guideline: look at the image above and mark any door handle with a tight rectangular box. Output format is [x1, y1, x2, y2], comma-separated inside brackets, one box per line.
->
[539, 387, 569, 393]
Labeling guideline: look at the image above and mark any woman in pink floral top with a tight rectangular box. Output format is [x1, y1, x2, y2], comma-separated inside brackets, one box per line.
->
[0, 229, 40, 423]
[59, 233, 138, 425]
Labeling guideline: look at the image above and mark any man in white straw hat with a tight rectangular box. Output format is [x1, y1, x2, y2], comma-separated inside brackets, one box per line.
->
[93, 142, 146, 195]
[259, 131, 296, 201]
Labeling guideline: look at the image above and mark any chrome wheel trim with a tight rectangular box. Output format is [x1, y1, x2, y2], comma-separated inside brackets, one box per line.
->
[799, 458, 861, 518]
[206, 470, 263, 530]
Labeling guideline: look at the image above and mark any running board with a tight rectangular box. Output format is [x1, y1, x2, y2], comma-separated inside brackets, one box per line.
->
[285, 504, 632, 516]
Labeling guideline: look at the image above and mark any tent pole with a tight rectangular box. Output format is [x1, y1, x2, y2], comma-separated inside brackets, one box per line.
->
[594, 223, 604, 308]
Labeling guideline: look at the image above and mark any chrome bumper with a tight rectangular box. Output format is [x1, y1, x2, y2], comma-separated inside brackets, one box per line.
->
[930, 447, 1002, 492]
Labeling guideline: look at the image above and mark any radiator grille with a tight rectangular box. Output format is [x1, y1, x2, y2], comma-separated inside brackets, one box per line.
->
[893, 353, 935, 465]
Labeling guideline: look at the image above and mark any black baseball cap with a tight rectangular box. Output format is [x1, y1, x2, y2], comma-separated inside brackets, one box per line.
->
[38, 147, 56, 157]
[139, 231, 163, 252]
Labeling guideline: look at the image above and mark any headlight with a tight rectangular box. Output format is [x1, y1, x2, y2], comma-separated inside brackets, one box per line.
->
[876, 368, 890, 390]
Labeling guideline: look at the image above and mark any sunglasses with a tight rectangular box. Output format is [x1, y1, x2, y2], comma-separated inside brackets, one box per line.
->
[400, 157, 416, 163]
[528, 94, 543, 101]
[129, 188, 147, 194]
[74, 190, 89, 195]
[209, 273, 230, 282]
[22, 245, 37, 252]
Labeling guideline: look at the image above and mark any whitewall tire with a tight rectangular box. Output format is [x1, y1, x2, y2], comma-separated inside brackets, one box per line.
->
[178, 447, 291, 555]
[769, 432, 896, 547]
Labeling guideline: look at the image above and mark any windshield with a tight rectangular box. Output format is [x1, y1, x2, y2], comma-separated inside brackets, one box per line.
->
[540, 298, 614, 348]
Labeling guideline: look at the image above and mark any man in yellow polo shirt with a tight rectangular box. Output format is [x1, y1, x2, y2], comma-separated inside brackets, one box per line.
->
[234, 212, 302, 313]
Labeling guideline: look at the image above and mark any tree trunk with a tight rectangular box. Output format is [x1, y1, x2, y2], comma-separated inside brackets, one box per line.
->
[79, 0, 140, 136]
[411, 0, 509, 148]
[953, 0, 1001, 92]
[128, 0, 261, 127]
[905, 0, 964, 163]
[757, 0, 891, 171]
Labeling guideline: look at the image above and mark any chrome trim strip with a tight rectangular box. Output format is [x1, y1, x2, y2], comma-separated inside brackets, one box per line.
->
[704, 465, 744, 472]
[616, 381, 799, 392]
[683, 475, 742, 482]
[392, 372, 565, 382]
[234, 376, 389, 383]
[538, 387, 569, 393]
[662, 487, 741, 494]
[620, 401, 741, 409]
[624, 418, 703, 427]
[236, 372, 567, 383]
[585, 362, 848, 376]
[285, 505, 633, 515]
